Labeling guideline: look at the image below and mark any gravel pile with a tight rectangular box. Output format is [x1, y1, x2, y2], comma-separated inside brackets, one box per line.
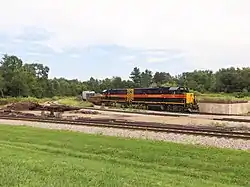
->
[0, 119, 249, 151]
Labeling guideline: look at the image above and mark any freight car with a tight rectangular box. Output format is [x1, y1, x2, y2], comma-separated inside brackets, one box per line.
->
[81, 91, 95, 101]
[88, 86, 199, 112]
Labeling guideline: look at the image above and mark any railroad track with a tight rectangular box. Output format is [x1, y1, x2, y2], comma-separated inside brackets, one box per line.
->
[86, 105, 249, 116]
[83, 106, 250, 123]
[0, 115, 250, 140]
[84, 106, 188, 117]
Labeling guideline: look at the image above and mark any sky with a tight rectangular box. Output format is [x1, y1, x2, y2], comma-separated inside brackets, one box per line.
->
[0, 0, 250, 80]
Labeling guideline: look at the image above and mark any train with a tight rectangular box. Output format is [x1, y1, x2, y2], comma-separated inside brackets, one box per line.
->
[85, 86, 199, 113]
[82, 91, 95, 101]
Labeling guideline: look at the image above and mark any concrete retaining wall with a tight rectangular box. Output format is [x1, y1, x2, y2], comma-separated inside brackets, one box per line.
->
[198, 102, 250, 115]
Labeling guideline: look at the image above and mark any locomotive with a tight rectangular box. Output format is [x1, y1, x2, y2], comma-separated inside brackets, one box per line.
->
[88, 86, 199, 113]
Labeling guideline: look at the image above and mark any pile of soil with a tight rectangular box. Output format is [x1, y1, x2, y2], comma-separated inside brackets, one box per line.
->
[3, 101, 41, 111]
[2, 101, 83, 113]
[0, 109, 36, 117]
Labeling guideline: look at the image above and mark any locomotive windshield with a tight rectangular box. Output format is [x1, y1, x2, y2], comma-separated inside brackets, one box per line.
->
[184, 87, 190, 92]
[168, 86, 190, 93]
[179, 87, 190, 93]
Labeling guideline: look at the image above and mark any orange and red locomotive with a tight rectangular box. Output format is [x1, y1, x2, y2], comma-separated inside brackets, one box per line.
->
[88, 86, 199, 112]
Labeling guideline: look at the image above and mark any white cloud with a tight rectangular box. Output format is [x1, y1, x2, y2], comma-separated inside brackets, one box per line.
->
[120, 55, 136, 61]
[25, 52, 52, 57]
[146, 53, 186, 63]
[69, 54, 80, 58]
[0, 0, 250, 70]
[140, 50, 172, 56]
[94, 48, 109, 56]
[146, 57, 173, 63]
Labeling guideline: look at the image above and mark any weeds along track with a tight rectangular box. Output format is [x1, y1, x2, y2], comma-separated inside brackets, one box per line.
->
[0, 114, 249, 140]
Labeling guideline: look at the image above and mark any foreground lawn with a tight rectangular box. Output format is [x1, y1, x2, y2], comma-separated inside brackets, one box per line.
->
[0, 125, 249, 187]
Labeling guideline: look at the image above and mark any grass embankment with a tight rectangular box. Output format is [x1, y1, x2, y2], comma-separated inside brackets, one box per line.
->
[197, 93, 250, 103]
[0, 96, 93, 108]
[57, 97, 93, 107]
[0, 97, 54, 106]
[0, 124, 249, 187]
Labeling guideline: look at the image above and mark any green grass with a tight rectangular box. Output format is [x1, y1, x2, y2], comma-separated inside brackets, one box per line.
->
[0, 124, 249, 187]
[0, 97, 54, 106]
[57, 97, 93, 107]
[0, 96, 93, 108]
[197, 93, 250, 103]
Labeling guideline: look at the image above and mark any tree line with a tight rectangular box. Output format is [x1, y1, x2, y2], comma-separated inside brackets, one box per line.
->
[0, 54, 250, 98]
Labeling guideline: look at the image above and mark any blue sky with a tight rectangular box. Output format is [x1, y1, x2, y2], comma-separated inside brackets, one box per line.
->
[0, 29, 192, 80]
[0, 0, 250, 80]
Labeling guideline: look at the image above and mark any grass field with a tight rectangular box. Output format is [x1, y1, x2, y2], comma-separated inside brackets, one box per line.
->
[57, 97, 93, 107]
[0, 96, 93, 108]
[0, 125, 249, 187]
[197, 93, 250, 103]
[0, 96, 54, 106]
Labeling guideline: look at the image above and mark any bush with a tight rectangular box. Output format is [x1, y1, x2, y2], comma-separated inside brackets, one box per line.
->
[192, 90, 202, 96]
[57, 97, 94, 107]
[0, 97, 53, 106]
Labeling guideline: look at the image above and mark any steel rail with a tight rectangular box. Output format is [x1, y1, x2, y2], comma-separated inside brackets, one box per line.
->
[0, 115, 250, 140]
[82, 107, 250, 123]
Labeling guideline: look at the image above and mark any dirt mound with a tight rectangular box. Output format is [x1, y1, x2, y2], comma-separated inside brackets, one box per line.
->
[0, 109, 36, 117]
[3, 101, 41, 111]
[42, 101, 58, 106]
[2, 101, 83, 112]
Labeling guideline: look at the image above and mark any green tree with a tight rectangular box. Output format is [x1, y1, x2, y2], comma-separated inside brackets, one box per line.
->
[0, 55, 30, 96]
[141, 69, 153, 87]
[153, 72, 172, 86]
[1, 54, 250, 98]
[130, 67, 141, 87]
[0, 73, 6, 97]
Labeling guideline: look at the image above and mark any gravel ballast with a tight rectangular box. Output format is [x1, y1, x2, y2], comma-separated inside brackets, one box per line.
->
[0, 119, 249, 151]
